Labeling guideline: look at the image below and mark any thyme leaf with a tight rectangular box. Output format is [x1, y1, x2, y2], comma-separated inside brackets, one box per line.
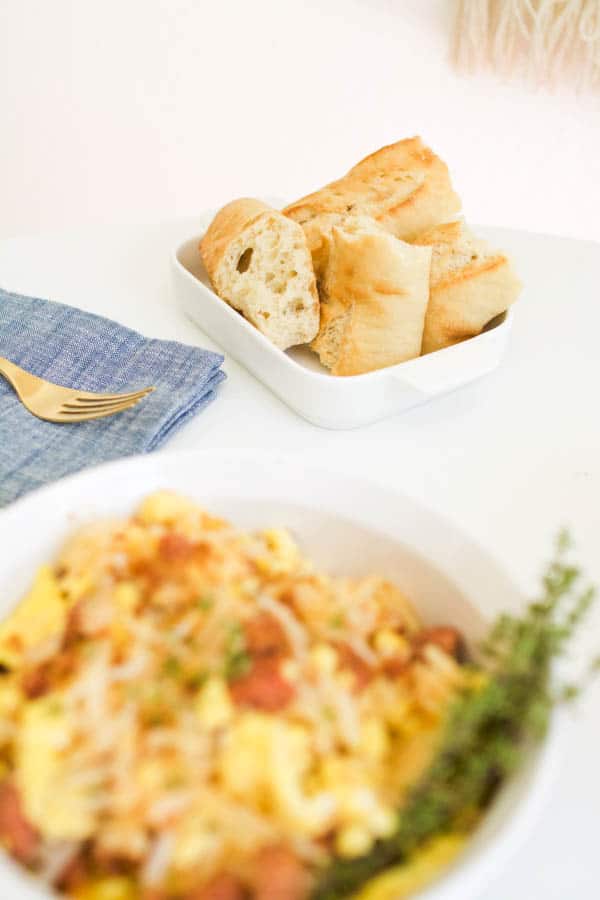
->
[312, 533, 596, 899]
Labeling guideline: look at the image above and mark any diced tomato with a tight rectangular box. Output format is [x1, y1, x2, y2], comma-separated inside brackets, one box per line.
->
[0, 782, 38, 864]
[186, 873, 246, 900]
[159, 532, 194, 562]
[230, 658, 295, 712]
[252, 846, 309, 900]
[334, 643, 374, 692]
[244, 613, 290, 659]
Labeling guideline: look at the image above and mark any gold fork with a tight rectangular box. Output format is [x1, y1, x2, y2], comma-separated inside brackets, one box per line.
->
[0, 356, 154, 423]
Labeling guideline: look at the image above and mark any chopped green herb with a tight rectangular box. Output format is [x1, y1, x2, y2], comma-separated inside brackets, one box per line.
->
[329, 613, 345, 629]
[225, 651, 252, 681]
[187, 670, 209, 690]
[162, 656, 182, 678]
[312, 532, 597, 899]
[224, 622, 251, 681]
[145, 712, 167, 728]
[197, 595, 215, 611]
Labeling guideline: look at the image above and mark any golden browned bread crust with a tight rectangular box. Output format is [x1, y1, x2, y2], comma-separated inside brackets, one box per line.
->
[311, 216, 432, 376]
[347, 138, 461, 238]
[199, 198, 320, 350]
[200, 198, 271, 284]
[283, 138, 461, 279]
[413, 221, 521, 354]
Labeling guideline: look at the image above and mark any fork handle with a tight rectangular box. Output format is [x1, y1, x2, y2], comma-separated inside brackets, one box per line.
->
[0, 356, 25, 395]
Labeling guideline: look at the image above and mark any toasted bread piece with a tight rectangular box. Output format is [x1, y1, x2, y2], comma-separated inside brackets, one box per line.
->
[413, 221, 521, 354]
[311, 216, 432, 376]
[200, 198, 319, 350]
[284, 138, 461, 277]
[348, 138, 461, 237]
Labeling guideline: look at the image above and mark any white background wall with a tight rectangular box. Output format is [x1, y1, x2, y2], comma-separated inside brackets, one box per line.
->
[1, 0, 599, 242]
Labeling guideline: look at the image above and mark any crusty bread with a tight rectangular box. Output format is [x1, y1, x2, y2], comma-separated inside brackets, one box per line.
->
[413, 221, 521, 354]
[200, 198, 320, 350]
[348, 138, 462, 237]
[311, 216, 432, 376]
[284, 137, 461, 278]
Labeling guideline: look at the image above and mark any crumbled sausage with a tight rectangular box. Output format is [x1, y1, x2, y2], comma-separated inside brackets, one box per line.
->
[21, 664, 51, 699]
[230, 658, 295, 712]
[416, 626, 467, 662]
[159, 532, 194, 562]
[63, 599, 85, 647]
[22, 649, 75, 699]
[334, 643, 374, 692]
[252, 846, 309, 900]
[0, 782, 38, 863]
[244, 613, 290, 659]
[55, 851, 88, 891]
[186, 873, 246, 900]
[381, 655, 411, 678]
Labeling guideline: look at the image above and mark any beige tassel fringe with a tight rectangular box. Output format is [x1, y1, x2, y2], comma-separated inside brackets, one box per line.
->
[454, 0, 600, 91]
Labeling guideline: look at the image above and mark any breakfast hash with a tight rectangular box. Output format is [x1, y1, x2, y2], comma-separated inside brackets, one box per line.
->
[0, 492, 471, 899]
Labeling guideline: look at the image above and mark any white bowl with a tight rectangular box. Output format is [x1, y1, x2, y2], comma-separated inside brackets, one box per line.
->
[171, 213, 513, 430]
[0, 451, 564, 900]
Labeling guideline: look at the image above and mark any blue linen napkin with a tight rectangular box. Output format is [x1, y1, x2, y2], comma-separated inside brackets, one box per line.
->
[0, 288, 226, 507]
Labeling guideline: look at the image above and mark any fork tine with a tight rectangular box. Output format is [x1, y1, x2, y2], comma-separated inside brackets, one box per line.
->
[62, 399, 146, 414]
[71, 388, 154, 405]
[62, 389, 154, 410]
[56, 396, 149, 421]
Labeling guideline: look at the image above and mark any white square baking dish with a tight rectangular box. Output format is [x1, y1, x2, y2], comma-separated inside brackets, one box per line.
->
[171, 219, 513, 430]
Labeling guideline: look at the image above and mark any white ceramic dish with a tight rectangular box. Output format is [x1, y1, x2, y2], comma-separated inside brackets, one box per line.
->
[171, 209, 513, 430]
[0, 450, 564, 900]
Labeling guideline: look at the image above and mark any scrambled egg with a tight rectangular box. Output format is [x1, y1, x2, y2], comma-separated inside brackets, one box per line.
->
[256, 528, 301, 576]
[0, 681, 21, 718]
[17, 696, 95, 840]
[195, 676, 234, 729]
[173, 815, 221, 871]
[136, 490, 195, 526]
[74, 878, 136, 900]
[220, 712, 334, 836]
[0, 566, 65, 667]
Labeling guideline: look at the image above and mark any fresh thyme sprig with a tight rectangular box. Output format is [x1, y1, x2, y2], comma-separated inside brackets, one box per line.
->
[312, 532, 597, 900]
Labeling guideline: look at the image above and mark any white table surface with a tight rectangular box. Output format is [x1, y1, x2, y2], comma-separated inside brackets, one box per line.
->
[1, 221, 599, 898]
